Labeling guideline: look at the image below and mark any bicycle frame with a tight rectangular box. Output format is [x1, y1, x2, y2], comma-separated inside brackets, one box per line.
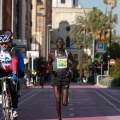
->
[0, 76, 14, 120]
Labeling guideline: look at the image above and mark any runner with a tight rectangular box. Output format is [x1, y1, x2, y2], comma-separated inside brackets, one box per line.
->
[47, 37, 77, 120]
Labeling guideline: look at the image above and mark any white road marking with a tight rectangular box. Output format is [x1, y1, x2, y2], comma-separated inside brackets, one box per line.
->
[19, 89, 44, 106]
[69, 108, 73, 111]
[94, 90, 120, 113]
[19, 89, 40, 99]
[69, 103, 73, 106]
[69, 113, 74, 117]
[101, 91, 120, 103]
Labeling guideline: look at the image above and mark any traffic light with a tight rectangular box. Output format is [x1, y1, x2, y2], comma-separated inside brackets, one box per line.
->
[100, 56, 103, 64]
[107, 51, 110, 61]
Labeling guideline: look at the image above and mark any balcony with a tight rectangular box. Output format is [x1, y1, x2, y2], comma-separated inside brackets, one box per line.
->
[37, 0, 43, 5]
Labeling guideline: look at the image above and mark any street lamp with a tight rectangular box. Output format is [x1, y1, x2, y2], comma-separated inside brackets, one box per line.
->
[46, 24, 52, 61]
[107, 51, 110, 75]
[100, 56, 103, 79]
[11, 0, 14, 38]
[48, 29, 53, 55]
[79, 46, 83, 83]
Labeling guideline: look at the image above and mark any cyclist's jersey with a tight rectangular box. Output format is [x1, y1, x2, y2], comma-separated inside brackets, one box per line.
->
[0, 47, 18, 74]
[0, 49, 12, 72]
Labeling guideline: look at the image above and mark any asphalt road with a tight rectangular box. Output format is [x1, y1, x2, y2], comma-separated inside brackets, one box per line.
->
[0, 82, 120, 120]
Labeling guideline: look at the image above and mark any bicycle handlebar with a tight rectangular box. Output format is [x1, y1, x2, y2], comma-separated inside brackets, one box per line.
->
[0, 76, 11, 81]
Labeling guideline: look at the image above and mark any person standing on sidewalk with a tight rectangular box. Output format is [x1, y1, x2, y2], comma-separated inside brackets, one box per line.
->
[32, 70, 37, 86]
[40, 65, 46, 88]
[47, 37, 77, 120]
[26, 70, 31, 86]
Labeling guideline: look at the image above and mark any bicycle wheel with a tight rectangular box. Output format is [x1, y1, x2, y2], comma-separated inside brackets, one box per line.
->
[2, 92, 11, 120]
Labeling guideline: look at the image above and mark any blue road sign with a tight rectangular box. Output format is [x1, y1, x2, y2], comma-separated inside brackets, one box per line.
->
[97, 42, 104, 51]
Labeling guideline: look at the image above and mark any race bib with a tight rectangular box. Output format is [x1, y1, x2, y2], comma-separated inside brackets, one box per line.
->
[57, 58, 67, 68]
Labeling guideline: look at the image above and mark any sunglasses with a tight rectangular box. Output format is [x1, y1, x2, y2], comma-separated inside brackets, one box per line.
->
[0, 42, 8, 45]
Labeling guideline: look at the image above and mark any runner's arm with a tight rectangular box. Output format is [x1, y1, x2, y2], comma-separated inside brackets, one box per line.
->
[68, 51, 77, 70]
[47, 52, 54, 71]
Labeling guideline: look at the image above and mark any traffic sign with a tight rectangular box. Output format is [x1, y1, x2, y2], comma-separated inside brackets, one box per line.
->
[109, 59, 116, 66]
[3, 29, 12, 37]
[96, 42, 104, 51]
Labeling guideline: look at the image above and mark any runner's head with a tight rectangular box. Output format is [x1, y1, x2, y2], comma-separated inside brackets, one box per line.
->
[0, 34, 10, 50]
[56, 37, 65, 49]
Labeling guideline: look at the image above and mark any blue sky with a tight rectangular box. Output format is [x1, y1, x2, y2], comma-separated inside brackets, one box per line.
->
[79, 0, 120, 35]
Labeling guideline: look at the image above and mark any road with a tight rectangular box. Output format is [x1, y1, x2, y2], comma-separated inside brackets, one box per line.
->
[0, 82, 120, 120]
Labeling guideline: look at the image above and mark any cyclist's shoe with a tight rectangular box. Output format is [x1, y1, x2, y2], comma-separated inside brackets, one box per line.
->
[13, 109, 18, 118]
[17, 91, 21, 98]
[0, 94, 2, 104]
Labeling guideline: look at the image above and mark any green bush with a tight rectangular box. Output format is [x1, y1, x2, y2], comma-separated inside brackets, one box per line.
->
[110, 58, 120, 78]
[99, 77, 120, 87]
[99, 77, 112, 87]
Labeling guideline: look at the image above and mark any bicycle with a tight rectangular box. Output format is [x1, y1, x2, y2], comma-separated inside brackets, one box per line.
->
[0, 76, 16, 120]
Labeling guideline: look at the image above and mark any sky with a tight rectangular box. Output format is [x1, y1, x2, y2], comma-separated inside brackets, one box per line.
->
[79, 0, 120, 35]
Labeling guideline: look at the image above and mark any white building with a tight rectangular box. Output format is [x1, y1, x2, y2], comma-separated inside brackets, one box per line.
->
[51, 0, 91, 60]
[52, 0, 81, 8]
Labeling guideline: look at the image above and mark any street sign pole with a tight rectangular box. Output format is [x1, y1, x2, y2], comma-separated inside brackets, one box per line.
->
[101, 64, 103, 79]
[108, 61, 109, 76]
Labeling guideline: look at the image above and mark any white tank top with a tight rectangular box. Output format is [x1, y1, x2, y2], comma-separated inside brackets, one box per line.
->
[0, 49, 12, 72]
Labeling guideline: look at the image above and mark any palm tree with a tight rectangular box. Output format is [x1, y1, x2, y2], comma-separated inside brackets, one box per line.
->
[105, 0, 118, 48]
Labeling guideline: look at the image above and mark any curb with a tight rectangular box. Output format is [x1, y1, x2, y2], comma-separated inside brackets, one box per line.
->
[95, 84, 107, 88]
[95, 84, 120, 89]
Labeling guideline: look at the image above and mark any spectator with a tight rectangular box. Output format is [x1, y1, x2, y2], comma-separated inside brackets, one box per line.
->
[40, 65, 46, 88]
[32, 70, 37, 86]
[26, 70, 31, 86]
[36, 70, 41, 85]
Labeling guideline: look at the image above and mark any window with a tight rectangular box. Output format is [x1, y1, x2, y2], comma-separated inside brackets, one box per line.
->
[37, 0, 43, 5]
[66, 36, 70, 47]
[61, 0, 65, 3]
[37, 21, 44, 28]
[37, 9, 44, 16]
[73, 0, 75, 5]
[66, 26, 70, 31]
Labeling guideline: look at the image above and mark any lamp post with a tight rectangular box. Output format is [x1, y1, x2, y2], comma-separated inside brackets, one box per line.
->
[79, 46, 83, 83]
[11, 0, 14, 38]
[28, 53, 31, 70]
[100, 57, 103, 80]
[46, 24, 52, 61]
[48, 29, 53, 55]
[107, 51, 110, 75]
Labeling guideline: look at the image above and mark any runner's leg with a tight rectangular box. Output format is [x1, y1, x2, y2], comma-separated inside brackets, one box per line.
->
[62, 89, 68, 106]
[53, 86, 62, 120]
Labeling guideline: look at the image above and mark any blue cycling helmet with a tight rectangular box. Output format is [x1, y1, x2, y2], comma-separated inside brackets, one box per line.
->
[0, 34, 10, 43]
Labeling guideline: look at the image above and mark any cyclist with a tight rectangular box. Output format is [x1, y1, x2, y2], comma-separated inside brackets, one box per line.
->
[47, 37, 77, 120]
[0, 34, 19, 118]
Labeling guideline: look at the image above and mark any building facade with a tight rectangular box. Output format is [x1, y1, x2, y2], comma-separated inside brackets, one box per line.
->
[16, 0, 32, 51]
[52, 0, 91, 59]
[52, 0, 80, 8]
[31, 0, 52, 60]
[0, 0, 17, 38]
